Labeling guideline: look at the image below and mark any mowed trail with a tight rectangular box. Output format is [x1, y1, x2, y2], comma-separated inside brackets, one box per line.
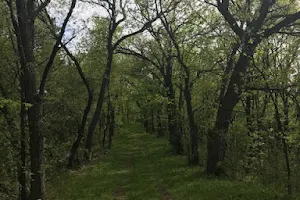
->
[47, 124, 283, 200]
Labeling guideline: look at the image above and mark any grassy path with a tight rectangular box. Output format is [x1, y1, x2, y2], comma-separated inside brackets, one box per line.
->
[47, 124, 285, 200]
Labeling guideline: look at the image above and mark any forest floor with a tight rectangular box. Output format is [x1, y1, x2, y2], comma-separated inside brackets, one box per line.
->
[46, 124, 290, 200]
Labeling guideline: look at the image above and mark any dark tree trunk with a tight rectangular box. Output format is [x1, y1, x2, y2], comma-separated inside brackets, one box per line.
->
[178, 74, 185, 142]
[281, 92, 292, 196]
[151, 110, 155, 133]
[143, 113, 149, 131]
[108, 98, 115, 149]
[28, 100, 44, 200]
[62, 44, 93, 168]
[184, 75, 199, 165]
[103, 97, 112, 148]
[19, 87, 27, 200]
[102, 116, 108, 148]
[156, 110, 164, 137]
[63, 45, 94, 168]
[165, 57, 182, 154]
[15, 0, 45, 197]
[7, 0, 75, 197]
[207, 49, 254, 175]
[68, 93, 93, 167]
[85, 43, 113, 160]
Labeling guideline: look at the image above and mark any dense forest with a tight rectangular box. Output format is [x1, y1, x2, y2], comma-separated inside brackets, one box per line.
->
[1, 0, 300, 199]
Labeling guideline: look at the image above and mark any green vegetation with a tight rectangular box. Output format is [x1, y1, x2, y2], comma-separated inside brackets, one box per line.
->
[47, 124, 289, 200]
[2, 1, 300, 199]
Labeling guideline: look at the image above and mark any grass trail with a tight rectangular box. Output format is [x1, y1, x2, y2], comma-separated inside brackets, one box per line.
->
[46, 124, 287, 200]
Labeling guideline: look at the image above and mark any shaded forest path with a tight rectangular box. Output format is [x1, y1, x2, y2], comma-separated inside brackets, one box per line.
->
[47, 124, 282, 200]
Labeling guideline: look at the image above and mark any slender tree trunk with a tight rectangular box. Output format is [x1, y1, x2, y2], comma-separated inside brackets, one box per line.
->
[151, 110, 155, 133]
[19, 84, 27, 200]
[156, 110, 164, 137]
[178, 74, 185, 142]
[272, 93, 291, 196]
[143, 112, 149, 131]
[102, 117, 108, 148]
[64, 46, 93, 168]
[108, 98, 115, 149]
[281, 92, 292, 196]
[126, 104, 130, 124]
[103, 98, 110, 148]
[68, 92, 93, 167]
[85, 42, 113, 160]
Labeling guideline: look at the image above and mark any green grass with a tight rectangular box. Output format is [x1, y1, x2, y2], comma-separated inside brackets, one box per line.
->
[46, 124, 292, 200]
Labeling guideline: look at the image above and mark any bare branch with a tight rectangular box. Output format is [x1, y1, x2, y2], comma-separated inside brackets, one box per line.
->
[39, 0, 77, 95]
[216, 0, 244, 38]
[112, 16, 159, 50]
[33, 0, 51, 19]
[263, 11, 300, 38]
[112, 0, 179, 50]
[249, 0, 275, 34]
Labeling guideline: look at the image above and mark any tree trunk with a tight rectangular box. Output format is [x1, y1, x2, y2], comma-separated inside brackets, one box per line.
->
[207, 51, 253, 175]
[85, 43, 113, 160]
[143, 112, 149, 131]
[281, 92, 292, 196]
[151, 110, 155, 133]
[184, 76, 199, 165]
[102, 113, 108, 148]
[68, 91, 93, 167]
[165, 59, 182, 154]
[66, 46, 93, 168]
[19, 86, 27, 200]
[156, 110, 164, 137]
[15, 0, 45, 197]
[108, 98, 115, 149]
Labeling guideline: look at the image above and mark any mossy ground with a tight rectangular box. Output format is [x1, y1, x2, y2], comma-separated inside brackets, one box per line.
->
[46, 124, 293, 200]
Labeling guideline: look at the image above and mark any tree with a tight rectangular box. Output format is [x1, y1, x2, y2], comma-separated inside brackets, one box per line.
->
[5, 0, 77, 198]
[84, 0, 178, 160]
[205, 0, 300, 175]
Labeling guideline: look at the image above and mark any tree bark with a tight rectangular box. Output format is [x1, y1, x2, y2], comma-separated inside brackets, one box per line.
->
[108, 97, 115, 149]
[156, 110, 164, 137]
[65, 46, 93, 168]
[184, 75, 199, 165]
[14, 0, 45, 197]
[165, 55, 182, 154]
[9, 0, 77, 197]
[19, 83, 27, 200]
[85, 51, 113, 159]
[207, 49, 254, 175]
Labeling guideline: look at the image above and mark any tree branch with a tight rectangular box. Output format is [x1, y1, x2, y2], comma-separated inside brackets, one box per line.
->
[263, 11, 300, 38]
[216, 0, 244, 37]
[249, 0, 275, 34]
[33, 0, 51, 19]
[39, 0, 77, 96]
